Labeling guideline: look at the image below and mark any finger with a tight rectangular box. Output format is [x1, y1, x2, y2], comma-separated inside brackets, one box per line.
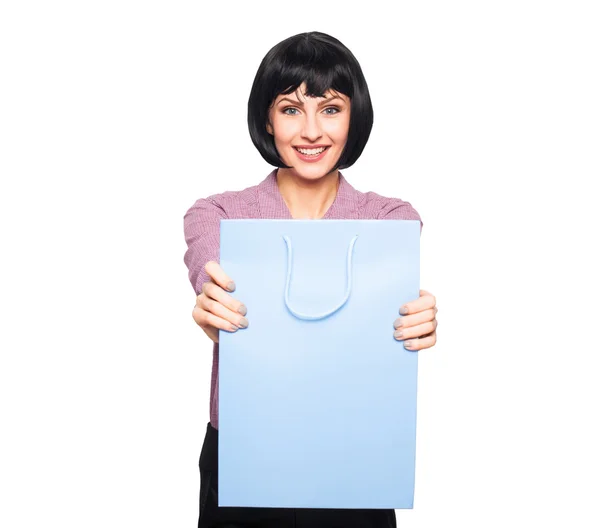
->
[394, 319, 437, 341]
[193, 299, 242, 332]
[400, 291, 436, 315]
[197, 291, 248, 329]
[404, 330, 437, 351]
[393, 308, 436, 330]
[194, 307, 223, 344]
[201, 281, 247, 317]
[204, 260, 236, 292]
[199, 320, 219, 344]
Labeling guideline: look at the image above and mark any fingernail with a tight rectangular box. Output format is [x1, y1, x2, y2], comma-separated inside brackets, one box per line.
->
[238, 304, 247, 316]
[393, 318, 403, 329]
[394, 330, 403, 339]
[229, 324, 238, 332]
[238, 317, 249, 328]
[227, 281, 236, 292]
[404, 341, 413, 348]
[400, 306, 409, 315]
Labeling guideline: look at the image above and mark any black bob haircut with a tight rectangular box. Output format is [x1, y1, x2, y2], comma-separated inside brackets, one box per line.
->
[248, 31, 374, 172]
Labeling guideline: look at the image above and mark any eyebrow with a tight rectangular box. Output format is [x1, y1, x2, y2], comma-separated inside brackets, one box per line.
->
[277, 95, 346, 106]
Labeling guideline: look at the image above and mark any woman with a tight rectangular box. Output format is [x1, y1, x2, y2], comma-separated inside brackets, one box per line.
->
[184, 31, 438, 528]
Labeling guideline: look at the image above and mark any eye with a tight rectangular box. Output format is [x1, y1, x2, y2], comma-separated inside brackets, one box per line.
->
[282, 107, 300, 115]
[324, 107, 341, 115]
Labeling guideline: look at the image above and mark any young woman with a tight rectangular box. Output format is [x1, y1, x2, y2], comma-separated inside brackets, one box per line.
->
[184, 31, 438, 528]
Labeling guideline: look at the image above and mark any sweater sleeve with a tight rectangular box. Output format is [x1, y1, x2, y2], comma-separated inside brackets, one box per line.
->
[378, 197, 423, 234]
[183, 197, 227, 295]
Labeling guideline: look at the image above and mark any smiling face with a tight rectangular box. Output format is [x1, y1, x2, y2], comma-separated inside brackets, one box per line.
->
[266, 82, 351, 181]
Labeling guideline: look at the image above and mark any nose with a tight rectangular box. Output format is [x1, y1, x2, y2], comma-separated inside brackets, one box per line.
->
[301, 112, 323, 142]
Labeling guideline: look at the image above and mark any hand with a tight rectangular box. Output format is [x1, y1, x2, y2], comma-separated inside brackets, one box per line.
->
[393, 289, 438, 351]
[191, 261, 249, 344]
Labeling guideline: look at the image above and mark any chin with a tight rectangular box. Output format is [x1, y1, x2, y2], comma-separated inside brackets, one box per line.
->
[285, 162, 337, 179]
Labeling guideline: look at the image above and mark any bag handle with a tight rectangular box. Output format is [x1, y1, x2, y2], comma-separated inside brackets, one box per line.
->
[282, 234, 359, 321]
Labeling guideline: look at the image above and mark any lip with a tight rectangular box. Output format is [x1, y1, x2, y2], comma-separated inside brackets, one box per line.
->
[293, 145, 330, 163]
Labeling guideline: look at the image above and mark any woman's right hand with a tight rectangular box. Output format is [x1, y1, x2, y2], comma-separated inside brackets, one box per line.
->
[192, 261, 249, 344]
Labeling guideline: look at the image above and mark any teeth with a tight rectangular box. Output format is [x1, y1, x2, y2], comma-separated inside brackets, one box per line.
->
[296, 147, 326, 155]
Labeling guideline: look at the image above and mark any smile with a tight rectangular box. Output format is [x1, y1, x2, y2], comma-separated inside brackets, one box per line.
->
[293, 146, 330, 162]
[294, 146, 328, 155]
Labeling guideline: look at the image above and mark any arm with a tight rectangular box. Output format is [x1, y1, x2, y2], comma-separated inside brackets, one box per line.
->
[183, 197, 226, 295]
[183, 197, 248, 343]
[379, 197, 437, 351]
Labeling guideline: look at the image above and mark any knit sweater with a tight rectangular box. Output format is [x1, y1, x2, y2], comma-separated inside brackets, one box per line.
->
[183, 168, 422, 429]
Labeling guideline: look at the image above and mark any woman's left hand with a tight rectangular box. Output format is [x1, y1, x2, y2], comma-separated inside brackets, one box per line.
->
[393, 289, 438, 350]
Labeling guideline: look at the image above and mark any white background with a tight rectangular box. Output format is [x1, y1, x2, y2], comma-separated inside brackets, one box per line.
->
[1, 1, 598, 526]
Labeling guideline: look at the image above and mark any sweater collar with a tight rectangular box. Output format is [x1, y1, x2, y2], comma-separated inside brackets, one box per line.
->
[257, 168, 358, 219]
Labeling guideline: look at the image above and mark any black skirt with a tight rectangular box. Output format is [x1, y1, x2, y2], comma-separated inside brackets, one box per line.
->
[198, 421, 397, 528]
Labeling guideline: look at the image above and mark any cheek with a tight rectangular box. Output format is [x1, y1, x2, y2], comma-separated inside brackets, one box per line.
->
[272, 117, 297, 144]
[326, 121, 350, 143]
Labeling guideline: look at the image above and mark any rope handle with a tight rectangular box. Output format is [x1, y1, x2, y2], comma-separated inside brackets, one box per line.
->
[282, 234, 359, 321]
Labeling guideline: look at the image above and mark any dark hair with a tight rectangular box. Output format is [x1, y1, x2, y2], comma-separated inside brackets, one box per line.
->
[247, 31, 374, 172]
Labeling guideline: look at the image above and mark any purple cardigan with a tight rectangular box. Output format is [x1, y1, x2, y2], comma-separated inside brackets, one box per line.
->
[183, 169, 422, 430]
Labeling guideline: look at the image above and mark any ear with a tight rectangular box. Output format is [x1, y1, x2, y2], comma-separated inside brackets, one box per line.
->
[266, 122, 273, 135]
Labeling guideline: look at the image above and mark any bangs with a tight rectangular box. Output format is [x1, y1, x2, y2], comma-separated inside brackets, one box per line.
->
[273, 44, 354, 102]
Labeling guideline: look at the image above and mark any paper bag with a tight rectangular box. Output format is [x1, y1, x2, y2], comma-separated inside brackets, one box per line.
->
[218, 219, 420, 509]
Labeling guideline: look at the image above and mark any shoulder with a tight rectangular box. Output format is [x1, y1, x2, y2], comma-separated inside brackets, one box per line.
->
[183, 180, 260, 223]
[340, 173, 422, 226]
[355, 187, 422, 226]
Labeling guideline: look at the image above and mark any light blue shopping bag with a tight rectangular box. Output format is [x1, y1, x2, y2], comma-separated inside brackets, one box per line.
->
[218, 219, 420, 509]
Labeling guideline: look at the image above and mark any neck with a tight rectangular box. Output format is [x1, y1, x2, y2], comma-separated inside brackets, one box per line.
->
[276, 168, 340, 219]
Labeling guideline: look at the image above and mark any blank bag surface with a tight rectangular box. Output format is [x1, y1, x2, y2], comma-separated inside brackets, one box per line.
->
[218, 219, 420, 509]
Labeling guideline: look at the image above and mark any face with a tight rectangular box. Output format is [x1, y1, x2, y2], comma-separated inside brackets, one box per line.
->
[266, 82, 351, 181]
